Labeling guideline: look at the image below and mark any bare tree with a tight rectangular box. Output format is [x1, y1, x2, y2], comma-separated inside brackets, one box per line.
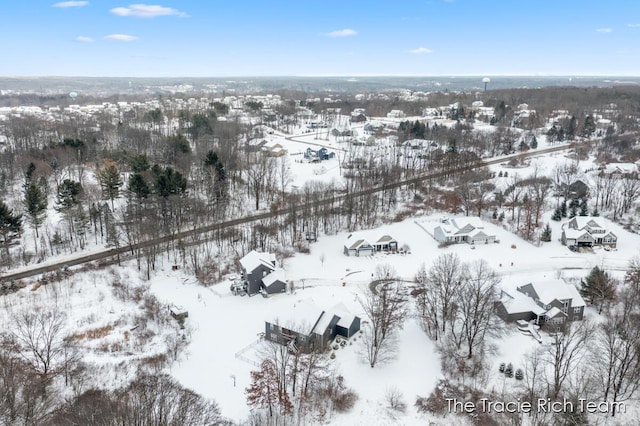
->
[542, 320, 593, 400]
[359, 265, 407, 367]
[13, 309, 67, 382]
[428, 253, 464, 337]
[594, 287, 640, 417]
[457, 260, 500, 359]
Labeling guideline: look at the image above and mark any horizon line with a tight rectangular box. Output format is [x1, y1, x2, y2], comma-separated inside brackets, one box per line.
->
[2, 74, 640, 79]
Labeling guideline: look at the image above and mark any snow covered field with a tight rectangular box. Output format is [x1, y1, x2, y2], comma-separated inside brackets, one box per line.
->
[143, 211, 640, 424]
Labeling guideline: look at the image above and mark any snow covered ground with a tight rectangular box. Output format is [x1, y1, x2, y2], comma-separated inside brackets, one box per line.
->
[145, 210, 640, 424]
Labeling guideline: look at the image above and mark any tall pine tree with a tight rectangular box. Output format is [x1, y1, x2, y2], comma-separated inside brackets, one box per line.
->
[98, 160, 123, 210]
[0, 199, 22, 261]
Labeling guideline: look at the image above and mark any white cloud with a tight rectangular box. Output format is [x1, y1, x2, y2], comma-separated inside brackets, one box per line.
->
[104, 34, 138, 42]
[324, 29, 357, 38]
[110, 4, 188, 18]
[409, 47, 434, 54]
[52, 1, 88, 7]
[596, 28, 613, 33]
[628, 23, 640, 28]
[75, 36, 94, 42]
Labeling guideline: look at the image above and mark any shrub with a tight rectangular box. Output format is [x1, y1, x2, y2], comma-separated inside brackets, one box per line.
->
[333, 389, 357, 413]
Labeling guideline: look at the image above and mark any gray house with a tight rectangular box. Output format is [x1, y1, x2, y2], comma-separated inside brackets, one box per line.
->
[495, 279, 586, 329]
[265, 301, 361, 353]
[373, 235, 398, 253]
[343, 235, 374, 257]
[239, 250, 287, 295]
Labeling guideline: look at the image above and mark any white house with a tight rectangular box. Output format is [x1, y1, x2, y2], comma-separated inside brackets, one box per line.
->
[387, 109, 405, 119]
[561, 217, 617, 248]
[433, 217, 497, 245]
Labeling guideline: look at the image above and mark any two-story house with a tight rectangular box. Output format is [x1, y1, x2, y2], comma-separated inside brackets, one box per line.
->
[561, 217, 617, 249]
[495, 279, 586, 329]
[239, 250, 287, 296]
[265, 300, 361, 352]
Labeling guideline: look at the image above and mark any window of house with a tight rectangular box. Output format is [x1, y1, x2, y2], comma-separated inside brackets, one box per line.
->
[573, 316, 580, 321]
[573, 307, 581, 313]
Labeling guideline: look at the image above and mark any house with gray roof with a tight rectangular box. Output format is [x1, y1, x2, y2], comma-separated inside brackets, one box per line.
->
[265, 300, 361, 352]
[343, 235, 374, 256]
[494, 279, 586, 330]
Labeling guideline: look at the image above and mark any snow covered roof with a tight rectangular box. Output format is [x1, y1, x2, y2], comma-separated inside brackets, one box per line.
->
[520, 280, 585, 308]
[569, 217, 604, 231]
[604, 163, 637, 175]
[262, 268, 286, 287]
[545, 307, 566, 319]
[240, 250, 276, 273]
[330, 303, 358, 329]
[376, 235, 396, 244]
[500, 290, 545, 316]
[451, 217, 485, 231]
[563, 228, 593, 240]
[270, 299, 325, 336]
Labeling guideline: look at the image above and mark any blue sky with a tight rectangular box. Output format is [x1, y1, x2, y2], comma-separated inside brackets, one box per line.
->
[2, 0, 640, 77]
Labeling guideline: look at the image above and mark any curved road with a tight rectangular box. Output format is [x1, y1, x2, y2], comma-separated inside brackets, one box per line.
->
[0, 141, 580, 283]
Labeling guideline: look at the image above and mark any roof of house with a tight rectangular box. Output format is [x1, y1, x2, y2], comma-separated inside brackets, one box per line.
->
[262, 268, 286, 288]
[520, 279, 586, 308]
[545, 307, 567, 318]
[269, 299, 325, 336]
[330, 302, 359, 329]
[563, 228, 594, 240]
[500, 290, 545, 316]
[376, 235, 396, 244]
[345, 235, 373, 250]
[451, 217, 485, 231]
[570, 217, 604, 230]
[604, 163, 638, 174]
[435, 217, 495, 238]
[240, 250, 276, 273]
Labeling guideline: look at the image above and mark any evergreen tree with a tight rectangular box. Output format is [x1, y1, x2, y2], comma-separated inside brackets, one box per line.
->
[55, 179, 82, 212]
[530, 135, 538, 149]
[98, 160, 123, 210]
[153, 166, 187, 198]
[55, 179, 83, 242]
[128, 173, 150, 200]
[561, 200, 567, 218]
[580, 266, 616, 314]
[204, 150, 219, 167]
[579, 199, 588, 216]
[592, 207, 599, 217]
[23, 179, 47, 238]
[130, 154, 150, 173]
[0, 199, 22, 260]
[582, 114, 596, 137]
[551, 207, 562, 221]
[569, 203, 577, 219]
[541, 223, 552, 242]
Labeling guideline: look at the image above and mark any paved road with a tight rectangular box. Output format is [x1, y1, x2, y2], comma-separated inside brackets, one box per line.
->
[0, 141, 579, 283]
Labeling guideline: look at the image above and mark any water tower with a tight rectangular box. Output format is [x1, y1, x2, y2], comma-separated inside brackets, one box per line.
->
[482, 77, 490, 91]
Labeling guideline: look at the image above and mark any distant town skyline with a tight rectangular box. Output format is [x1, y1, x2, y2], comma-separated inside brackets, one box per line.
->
[2, 1, 640, 77]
